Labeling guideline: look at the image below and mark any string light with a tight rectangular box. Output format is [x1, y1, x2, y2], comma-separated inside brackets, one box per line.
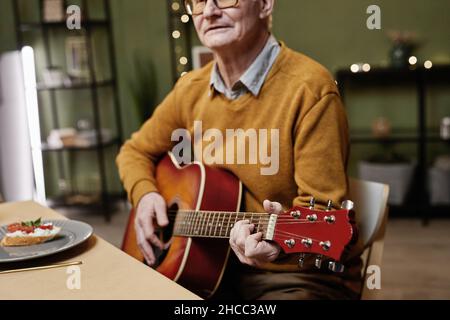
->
[362, 63, 371, 72]
[172, 30, 181, 39]
[408, 56, 417, 65]
[180, 56, 188, 65]
[424, 60, 433, 69]
[350, 64, 360, 73]
[181, 14, 190, 23]
[172, 2, 180, 11]
[169, 0, 192, 82]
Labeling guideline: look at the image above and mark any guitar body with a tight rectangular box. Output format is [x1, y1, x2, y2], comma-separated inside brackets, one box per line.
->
[122, 153, 242, 298]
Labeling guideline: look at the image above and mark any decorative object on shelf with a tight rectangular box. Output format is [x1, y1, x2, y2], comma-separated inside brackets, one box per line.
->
[429, 155, 450, 205]
[371, 117, 392, 138]
[42, 0, 65, 22]
[46, 127, 112, 149]
[129, 53, 158, 125]
[47, 128, 77, 149]
[387, 30, 418, 68]
[440, 117, 450, 140]
[65, 36, 90, 80]
[42, 67, 65, 87]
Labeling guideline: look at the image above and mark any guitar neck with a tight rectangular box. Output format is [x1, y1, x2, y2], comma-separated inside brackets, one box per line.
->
[172, 210, 274, 240]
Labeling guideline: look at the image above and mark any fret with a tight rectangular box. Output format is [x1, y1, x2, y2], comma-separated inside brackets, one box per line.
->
[201, 211, 208, 236]
[199, 211, 205, 236]
[208, 212, 217, 237]
[209, 212, 216, 237]
[256, 214, 262, 233]
[185, 210, 193, 236]
[184, 211, 191, 235]
[220, 212, 227, 237]
[204, 212, 211, 237]
[193, 210, 201, 236]
[226, 213, 232, 237]
[186, 211, 192, 236]
[184, 211, 191, 236]
[177, 211, 184, 236]
[213, 212, 221, 237]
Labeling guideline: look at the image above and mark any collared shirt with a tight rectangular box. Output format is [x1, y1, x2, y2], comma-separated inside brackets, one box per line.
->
[209, 35, 281, 100]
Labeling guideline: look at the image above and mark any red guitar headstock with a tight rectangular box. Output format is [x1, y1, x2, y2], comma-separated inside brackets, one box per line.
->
[266, 199, 355, 272]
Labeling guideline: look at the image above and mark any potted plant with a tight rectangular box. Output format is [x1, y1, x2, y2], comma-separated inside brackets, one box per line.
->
[129, 53, 158, 125]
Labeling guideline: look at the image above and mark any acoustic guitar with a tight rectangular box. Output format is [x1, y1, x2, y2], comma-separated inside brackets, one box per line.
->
[122, 152, 356, 299]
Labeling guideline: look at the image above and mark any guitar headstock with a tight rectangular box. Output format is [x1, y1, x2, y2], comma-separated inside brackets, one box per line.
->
[267, 198, 355, 272]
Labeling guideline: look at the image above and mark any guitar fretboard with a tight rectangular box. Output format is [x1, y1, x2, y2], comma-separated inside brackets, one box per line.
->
[173, 210, 271, 239]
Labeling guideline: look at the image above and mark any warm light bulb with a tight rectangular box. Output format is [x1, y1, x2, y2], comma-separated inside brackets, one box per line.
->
[172, 30, 181, 39]
[408, 56, 417, 65]
[181, 15, 190, 23]
[350, 64, 360, 73]
[172, 2, 180, 11]
[180, 57, 188, 65]
[424, 60, 433, 69]
[362, 63, 371, 72]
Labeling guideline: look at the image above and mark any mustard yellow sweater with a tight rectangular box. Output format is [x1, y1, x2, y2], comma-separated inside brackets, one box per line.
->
[116, 43, 362, 281]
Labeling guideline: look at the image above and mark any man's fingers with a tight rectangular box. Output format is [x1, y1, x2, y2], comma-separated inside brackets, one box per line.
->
[138, 216, 164, 249]
[154, 199, 169, 227]
[136, 227, 156, 266]
[235, 222, 254, 248]
[263, 200, 283, 214]
[245, 232, 263, 257]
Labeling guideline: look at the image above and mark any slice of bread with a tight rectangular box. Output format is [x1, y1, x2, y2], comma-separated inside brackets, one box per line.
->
[1, 226, 61, 247]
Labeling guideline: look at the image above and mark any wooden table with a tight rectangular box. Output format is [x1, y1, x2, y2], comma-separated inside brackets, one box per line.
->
[0, 201, 201, 300]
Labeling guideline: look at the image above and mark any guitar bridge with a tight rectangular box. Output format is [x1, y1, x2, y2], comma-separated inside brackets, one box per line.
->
[265, 214, 278, 240]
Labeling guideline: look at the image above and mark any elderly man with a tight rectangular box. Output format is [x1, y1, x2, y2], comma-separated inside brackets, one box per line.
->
[117, 0, 363, 300]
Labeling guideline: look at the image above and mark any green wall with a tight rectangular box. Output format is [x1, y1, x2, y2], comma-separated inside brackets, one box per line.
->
[1, 0, 449, 195]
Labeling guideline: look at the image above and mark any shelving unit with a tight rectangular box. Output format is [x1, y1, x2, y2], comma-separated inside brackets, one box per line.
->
[12, 0, 124, 220]
[336, 65, 450, 224]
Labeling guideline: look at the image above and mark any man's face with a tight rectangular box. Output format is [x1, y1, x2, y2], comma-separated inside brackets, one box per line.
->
[192, 0, 263, 50]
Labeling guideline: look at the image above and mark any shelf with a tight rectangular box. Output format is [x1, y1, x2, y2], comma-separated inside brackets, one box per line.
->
[19, 19, 109, 31]
[337, 65, 450, 83]
[351, 134, 446, 144]
[47, 192, 126, 210]
[337, 64, 450, 222]
[37, 79, 114, 91]
[41, 138, 120, 152]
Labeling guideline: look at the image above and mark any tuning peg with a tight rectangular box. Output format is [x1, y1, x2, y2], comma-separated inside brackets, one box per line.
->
[328, 261, 345, 273]
[309, 197, 315, 210]
[315, 255, 322, 268]
[284, 239, 296, 248]
[319, 240, 331, 251]
[298, 253, 306, 268]
[340, 200, 354, 210]
[326, 200, 333, 211]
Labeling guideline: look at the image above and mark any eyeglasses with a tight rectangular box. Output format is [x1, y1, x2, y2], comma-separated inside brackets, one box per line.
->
[184, 0, 239, 16]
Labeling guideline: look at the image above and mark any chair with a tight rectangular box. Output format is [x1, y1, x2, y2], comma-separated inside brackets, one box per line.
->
[348, 178, 390, 300]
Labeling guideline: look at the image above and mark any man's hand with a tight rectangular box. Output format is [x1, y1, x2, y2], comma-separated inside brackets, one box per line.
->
[229, 200, 282, 267]
[135, 192, 169, 266]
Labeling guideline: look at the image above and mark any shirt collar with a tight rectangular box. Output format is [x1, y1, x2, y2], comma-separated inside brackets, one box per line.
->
[209, 35, 280, 98]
